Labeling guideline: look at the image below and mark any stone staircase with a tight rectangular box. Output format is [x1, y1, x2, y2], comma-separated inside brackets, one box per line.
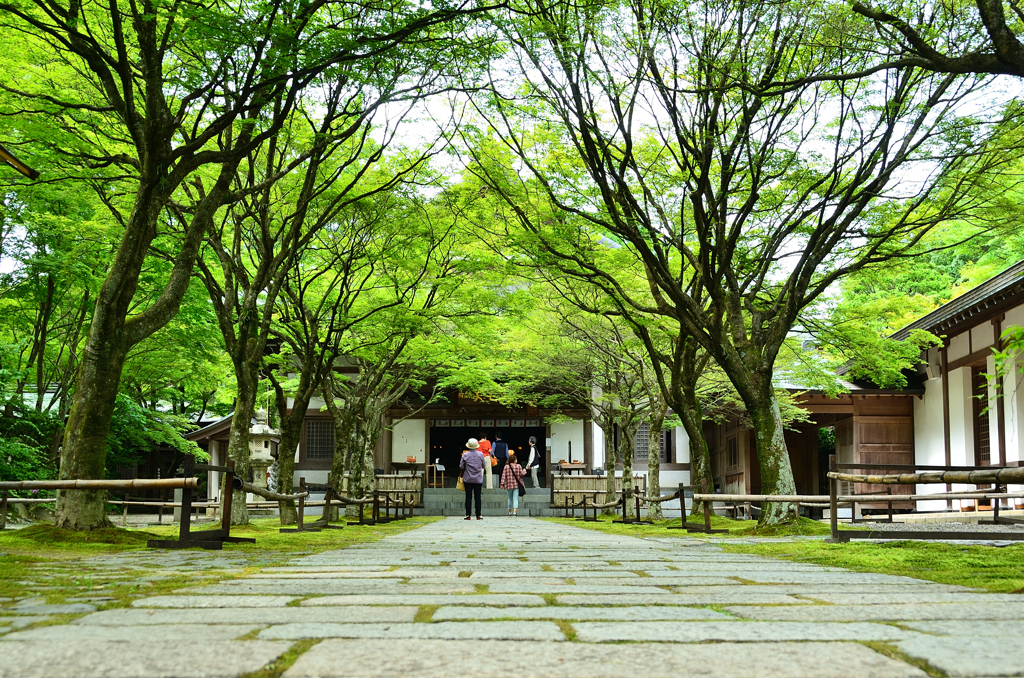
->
[421, 488, 561, 517]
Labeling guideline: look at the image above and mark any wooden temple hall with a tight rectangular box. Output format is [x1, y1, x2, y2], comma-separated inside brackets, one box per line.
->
[185, 260, 1024, 514]
[704, 259, 1024, 513]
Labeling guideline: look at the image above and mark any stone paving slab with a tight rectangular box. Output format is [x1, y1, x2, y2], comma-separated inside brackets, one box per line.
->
[3, 602, 97, 614]
[897, 635, 1024, 677]
[723, 572, 925, 584]
[258, 620, 565, 641]
[261, 565, 392, 572]
[903, 620, 1024, 636]
[468, 570, 639, 578]
[133, 595, 297, 608]
[0, 616, 49, 629]
[802, 592, 1021, 605]
[75, 606, 418, 625]
[488, 582, 671, 594]
[433, 606, 733, 621]
[189, 581, 477, 595]
[281, 638, 926, 678]
[301, 594, 546, 606]
[573, 620, 919, 643]
[653, 583, 976, 594]
[724, 602, 1024, 622]
[1, 624, 262, 642]
[248, 570, 462, 579]
[558, 592, 811, 605]
[578, 576, 742, 586]
[629, 570, 924, 584]
[0, 639, 291, 678]
[627, 563, 842, 572]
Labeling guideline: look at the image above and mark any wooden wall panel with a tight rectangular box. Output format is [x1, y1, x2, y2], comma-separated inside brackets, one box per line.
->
[853, 405, 915, 502]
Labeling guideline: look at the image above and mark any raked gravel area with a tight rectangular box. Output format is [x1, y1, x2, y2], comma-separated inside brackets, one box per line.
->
[1, 517, 1022, 677]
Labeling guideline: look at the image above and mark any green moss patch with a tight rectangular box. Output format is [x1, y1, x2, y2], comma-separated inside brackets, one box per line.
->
[723, 540, 1024, 593]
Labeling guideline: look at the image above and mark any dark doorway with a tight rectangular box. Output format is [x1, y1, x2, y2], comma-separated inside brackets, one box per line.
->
[428, 425, 547, 487]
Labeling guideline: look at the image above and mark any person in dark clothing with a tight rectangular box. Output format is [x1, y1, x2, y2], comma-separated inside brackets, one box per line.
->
[492, 432, 509, 485]
[459, 438, 485, 520]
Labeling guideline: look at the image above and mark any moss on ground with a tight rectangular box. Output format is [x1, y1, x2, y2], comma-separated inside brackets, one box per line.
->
[722, 540, 1024, 594]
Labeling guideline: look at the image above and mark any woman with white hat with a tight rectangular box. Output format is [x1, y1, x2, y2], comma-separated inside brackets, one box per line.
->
[459, 438, 485, 520]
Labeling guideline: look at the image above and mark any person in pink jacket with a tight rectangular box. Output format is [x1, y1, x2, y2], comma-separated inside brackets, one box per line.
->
[500, 452, 526, 517]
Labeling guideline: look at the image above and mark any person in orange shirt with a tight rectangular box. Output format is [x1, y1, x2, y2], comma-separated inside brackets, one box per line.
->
[478, 432, 494, 489]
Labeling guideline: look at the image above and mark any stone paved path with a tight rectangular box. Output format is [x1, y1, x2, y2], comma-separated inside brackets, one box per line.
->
[2, 517, 1022, 677]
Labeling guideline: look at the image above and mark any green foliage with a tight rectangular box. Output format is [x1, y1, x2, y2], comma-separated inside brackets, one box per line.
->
[104, 394, 206, 476]
[0, 436, 53, 485]
[0, 404, 60, 486]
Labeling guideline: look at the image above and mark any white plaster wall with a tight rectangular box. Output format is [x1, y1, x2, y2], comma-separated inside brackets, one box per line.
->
[1005, 304, 1024, 329]
[550, 419, 585, 464]
[592, 421, 607, 468]
[674, 426, 691, 464]
[948, 331, 971, 362]
[1007, 353, 1024, 466]
[949, 366, 979, 506]
[1004, 303, 1024, 470]
[292, 470, 329, 487]
[660, 469, 691, 490]
[914, 378, 948, 512]
[949, 366, 973, 466]
[972, 323, 995, 351]
[207, 440, 221, 503]
[392, 418, 427, 463]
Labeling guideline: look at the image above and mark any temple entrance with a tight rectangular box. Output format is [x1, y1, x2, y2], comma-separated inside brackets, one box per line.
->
[429, 423, 547, 487]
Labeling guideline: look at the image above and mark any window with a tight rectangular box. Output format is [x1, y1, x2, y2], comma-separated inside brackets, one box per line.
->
[305, 420, 334, 459]
[727, 436, 739, 469]
[634, 423, 668, 461]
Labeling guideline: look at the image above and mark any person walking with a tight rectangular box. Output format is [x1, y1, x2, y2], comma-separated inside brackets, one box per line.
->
[492, 432, 509, 486]
[478, 433, 494, 489]
[500, 451, 526, 517]
[459, 438, 485, 520]
[526, 436, 540, 488]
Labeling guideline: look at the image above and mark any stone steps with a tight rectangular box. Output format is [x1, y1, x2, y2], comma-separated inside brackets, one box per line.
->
[422, 488, 559, 517]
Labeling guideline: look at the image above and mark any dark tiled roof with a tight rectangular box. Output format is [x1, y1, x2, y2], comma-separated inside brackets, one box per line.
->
[890, 259, 1024, 340]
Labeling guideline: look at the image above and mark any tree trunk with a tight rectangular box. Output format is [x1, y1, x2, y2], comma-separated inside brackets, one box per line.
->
[53, 335, 126, 530]
[225, 368, 259, 526]
[602, 422, 617, 515]
[324, 387, 358, 518]
[54, 160, 230, 530]
[619, 423, 636, 518]
[749, 390, 798, 526]
[274, 407, 301, 525]
[646, 407, 666, 521]
[679, 397, 714, 517]
[54, 196, 161, 530]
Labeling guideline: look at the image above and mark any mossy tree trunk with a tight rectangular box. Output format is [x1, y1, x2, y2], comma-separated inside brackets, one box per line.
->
[646, 399, 668, 521]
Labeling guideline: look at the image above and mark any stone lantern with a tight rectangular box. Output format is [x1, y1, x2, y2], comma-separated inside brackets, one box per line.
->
[248, 409, 278, 496]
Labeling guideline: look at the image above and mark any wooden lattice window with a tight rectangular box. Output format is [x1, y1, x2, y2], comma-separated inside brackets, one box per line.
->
[305, 420, 334, 459]
[726, 436, 739, 469]
[635, 424, 667, 461]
